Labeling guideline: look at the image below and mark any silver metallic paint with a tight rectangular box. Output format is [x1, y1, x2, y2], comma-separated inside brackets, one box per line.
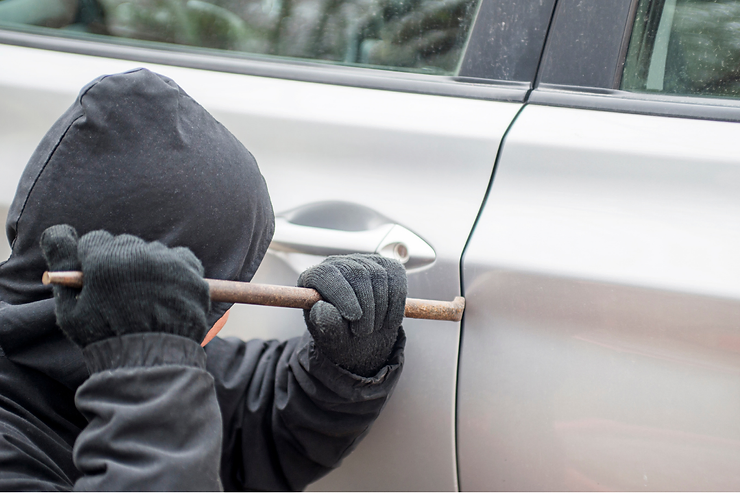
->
[460, 104, 740, 490]
[0, 43, 522, 491]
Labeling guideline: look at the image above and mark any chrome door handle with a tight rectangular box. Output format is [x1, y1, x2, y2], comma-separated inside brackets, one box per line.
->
[269, 216, 436, 270]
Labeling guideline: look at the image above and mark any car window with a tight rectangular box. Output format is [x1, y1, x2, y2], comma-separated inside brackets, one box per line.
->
[622, 0, 740, 98]
[0, 0, 480, 75]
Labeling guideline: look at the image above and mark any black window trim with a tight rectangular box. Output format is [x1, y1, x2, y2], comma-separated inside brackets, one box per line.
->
[612, 0, 642, 90]
[529, 0, 740, 123]
[0, 27, 530, 103]
[535, 0, 634, 89]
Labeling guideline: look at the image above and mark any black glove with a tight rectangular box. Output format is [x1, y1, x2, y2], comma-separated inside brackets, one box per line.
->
[40, 224, 210, 348]
[297, 254, 407, 377]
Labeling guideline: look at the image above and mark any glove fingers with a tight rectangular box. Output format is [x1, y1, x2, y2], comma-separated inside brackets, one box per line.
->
[77, 231, 133, 303]
[39, 227, 212, 348]
[168, 246, 211, 320]
[298, 263, 362, 322]
[325, 257, 376, 336]
[77, 230, 117, 267]
[299, 254, 407, 376]
[171, 246, 206, 277]
[349, 255, 389, 334]
[366, 255, 407, 330]
[40, 225, 82, 317]
[40, 224, 81, 272]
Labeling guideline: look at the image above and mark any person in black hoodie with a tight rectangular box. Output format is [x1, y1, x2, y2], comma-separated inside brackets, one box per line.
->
[0, 68, 406, 491]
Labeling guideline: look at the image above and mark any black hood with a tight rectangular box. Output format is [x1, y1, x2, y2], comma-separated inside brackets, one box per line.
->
[0, 68, 275, 389]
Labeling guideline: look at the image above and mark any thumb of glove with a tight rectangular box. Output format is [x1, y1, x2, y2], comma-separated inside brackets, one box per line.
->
[307, 300, 349, 344]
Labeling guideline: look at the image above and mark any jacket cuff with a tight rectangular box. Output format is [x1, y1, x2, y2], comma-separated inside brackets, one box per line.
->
[82, 333, 206, 375]
[297, 328, 406, 401]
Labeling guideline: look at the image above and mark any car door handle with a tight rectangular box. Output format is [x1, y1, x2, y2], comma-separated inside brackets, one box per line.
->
[269, 208, 436, 271]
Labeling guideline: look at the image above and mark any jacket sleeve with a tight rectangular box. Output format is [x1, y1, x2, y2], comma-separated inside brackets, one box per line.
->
[205, 328, 405, 492]
[72, 333, 224, 491]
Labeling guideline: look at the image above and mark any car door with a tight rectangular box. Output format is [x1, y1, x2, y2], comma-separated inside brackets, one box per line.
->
[0, 0, 555, 489]
[459, 0, 740, 490]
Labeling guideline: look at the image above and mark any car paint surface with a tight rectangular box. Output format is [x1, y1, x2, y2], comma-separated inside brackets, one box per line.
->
[459, 104, 740, 490]
[3, 0, 740, 489]
[0, 42, 520, 491]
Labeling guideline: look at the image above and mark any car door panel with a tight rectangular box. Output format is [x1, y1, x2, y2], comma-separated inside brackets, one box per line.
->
[0, 42, 523, 490]
[459, 104, 740, 490]
[209, 70, 521, 492]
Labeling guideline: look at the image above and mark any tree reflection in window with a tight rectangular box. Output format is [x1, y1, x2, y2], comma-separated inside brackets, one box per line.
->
[0, 0, 480, 75]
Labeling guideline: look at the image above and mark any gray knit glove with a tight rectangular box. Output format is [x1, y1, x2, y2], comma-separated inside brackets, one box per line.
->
[40, 224, 210, 348]
[297, 254, 407, 377]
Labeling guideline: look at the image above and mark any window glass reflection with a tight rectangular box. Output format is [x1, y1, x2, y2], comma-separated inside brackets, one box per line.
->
[0, 0, 480, 75]
[623, 0, 740, 98]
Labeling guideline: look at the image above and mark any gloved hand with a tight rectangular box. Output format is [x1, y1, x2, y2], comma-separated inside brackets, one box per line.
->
[40, 224, 210, 348]
[297, 254, 407, 377]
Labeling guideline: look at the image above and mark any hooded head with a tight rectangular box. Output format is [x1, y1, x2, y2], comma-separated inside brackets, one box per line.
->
[0, 68, 275, 388]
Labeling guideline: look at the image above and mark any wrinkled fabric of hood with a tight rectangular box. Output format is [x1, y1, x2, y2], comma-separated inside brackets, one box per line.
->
[0, 68, 275, 389]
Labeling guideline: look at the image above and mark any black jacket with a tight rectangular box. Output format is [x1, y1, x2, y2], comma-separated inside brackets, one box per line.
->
[0, 69, 404, 490]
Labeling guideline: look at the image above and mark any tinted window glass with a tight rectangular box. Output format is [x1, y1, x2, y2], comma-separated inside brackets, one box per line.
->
[623, 0, 740, 98]
[0, 0, 479, 75]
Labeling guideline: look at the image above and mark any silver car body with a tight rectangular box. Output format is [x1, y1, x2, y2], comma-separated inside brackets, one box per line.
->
[460, 105, 740, 490]
[0, 42, 519, 490]
[3, 0, 740, 489]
